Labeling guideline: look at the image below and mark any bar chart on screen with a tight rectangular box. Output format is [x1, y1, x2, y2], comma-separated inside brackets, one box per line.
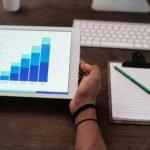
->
[0, 37, 50, 83]
[0, 29, 72, 94]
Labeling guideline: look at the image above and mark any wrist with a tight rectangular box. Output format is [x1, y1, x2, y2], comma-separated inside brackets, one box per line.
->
[75, 108, 97, 124]
[70, 97, 96, 114]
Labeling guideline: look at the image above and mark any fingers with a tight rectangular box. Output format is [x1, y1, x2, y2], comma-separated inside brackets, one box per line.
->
[80, 59, 87, 73]
[80, 59, 93, 73]
[80, 60, 100, 74]
[80, 59, 101, 83]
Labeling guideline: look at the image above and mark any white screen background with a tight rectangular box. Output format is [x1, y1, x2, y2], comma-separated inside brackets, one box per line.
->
[0, 29, 72, 94]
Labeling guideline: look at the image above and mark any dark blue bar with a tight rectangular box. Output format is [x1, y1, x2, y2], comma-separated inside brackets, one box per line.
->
[36, 91, 68, 95]
[1, 76, 9, 80]
[20, 68, 29, 81]
[31, 53, 40, 65]
[10, 73, 19, 81]
[39, 62, 49, 82]
[20, 58, 30, 81]
[41, 44, 50, 62]
[29, 65, 39, 81]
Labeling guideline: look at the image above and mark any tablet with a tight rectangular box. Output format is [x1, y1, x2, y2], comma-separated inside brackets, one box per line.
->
[0, 26, 80, 99]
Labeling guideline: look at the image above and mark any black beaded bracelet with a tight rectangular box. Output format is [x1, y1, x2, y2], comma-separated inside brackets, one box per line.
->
[72, 104, 97, 121]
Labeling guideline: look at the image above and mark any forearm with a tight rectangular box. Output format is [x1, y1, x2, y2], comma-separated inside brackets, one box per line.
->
[75, 108, 107, 150]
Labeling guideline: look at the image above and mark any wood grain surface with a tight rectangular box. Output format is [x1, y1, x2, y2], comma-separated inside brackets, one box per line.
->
[0, 0, 150, 149]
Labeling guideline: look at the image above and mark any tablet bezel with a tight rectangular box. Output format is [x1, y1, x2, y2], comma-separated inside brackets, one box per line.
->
[0, 26, 80, 99]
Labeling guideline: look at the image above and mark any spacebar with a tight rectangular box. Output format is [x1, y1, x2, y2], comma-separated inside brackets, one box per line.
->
[101, 41, 134, 49]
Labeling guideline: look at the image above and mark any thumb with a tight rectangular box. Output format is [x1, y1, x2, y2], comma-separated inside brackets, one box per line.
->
[80, 61, 93, 74]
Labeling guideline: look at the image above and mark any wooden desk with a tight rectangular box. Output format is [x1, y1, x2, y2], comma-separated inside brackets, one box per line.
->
[0, 0, 150, 149]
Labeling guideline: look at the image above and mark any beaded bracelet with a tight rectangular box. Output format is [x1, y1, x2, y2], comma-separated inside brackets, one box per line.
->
[72, 103, 97, 121]
[75, 118, 98, 130]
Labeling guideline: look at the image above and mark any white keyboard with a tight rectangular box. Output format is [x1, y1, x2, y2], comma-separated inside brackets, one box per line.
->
[73, 19, 150, 50]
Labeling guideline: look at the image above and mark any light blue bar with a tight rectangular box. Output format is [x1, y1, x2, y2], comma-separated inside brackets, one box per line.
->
[0, 89, 35, 93]
[11, 63, 20, 67]
[42, 38, 51, 45]
[22, 54, 30, 59]
[1, 71, 10, 76]
[32, 46, 41, 53]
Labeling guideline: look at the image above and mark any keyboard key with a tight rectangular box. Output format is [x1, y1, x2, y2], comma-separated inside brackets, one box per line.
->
[135, 43, 143, 48]
[93, 41, 100, 46]
[101, 41, 134, 49]
[143, 44, 150, 49]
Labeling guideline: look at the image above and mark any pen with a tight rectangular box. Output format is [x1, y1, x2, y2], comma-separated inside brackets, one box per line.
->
[114, 65, 150, 94]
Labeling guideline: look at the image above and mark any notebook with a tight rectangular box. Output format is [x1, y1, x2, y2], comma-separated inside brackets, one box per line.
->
[108, 62, 150, 124]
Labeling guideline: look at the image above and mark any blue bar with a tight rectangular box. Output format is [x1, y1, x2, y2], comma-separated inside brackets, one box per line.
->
[29, 53, 40, 81]
[31, 53, 40, 65]
[39, 43, 50, 82]
[1, 76, 9, 80]
[20, 68, 29, 81]
[0, 38, 51, 82]
[10, 73, 19, 81]
[29, 66, 39, 81]
[19, 59, 30, 81]
[36, 91, 68, 95]
[0, 71, 10, 80]
[41, 44, 50, 62]
[10, 66, 20, 80]
[21, 58, 30, 68]
[39, 62, 49, 82]
[11, 66, 20, 74]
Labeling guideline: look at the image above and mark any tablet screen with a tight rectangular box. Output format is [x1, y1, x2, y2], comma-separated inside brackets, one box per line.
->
[0, 29, 72, 95]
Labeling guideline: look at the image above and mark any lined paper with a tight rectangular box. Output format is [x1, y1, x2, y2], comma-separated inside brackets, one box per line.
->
[110, 63, 150, 121]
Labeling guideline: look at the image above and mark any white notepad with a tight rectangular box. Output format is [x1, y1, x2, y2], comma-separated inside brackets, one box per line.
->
[109, 62, 150, 124]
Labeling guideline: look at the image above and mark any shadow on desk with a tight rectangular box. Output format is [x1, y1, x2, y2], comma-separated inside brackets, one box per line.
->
[0, 97, 74, 150]
[0, 96, 70, 116]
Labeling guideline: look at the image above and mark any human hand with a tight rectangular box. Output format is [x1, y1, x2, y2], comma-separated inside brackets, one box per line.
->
[69, 60, 101, 114]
